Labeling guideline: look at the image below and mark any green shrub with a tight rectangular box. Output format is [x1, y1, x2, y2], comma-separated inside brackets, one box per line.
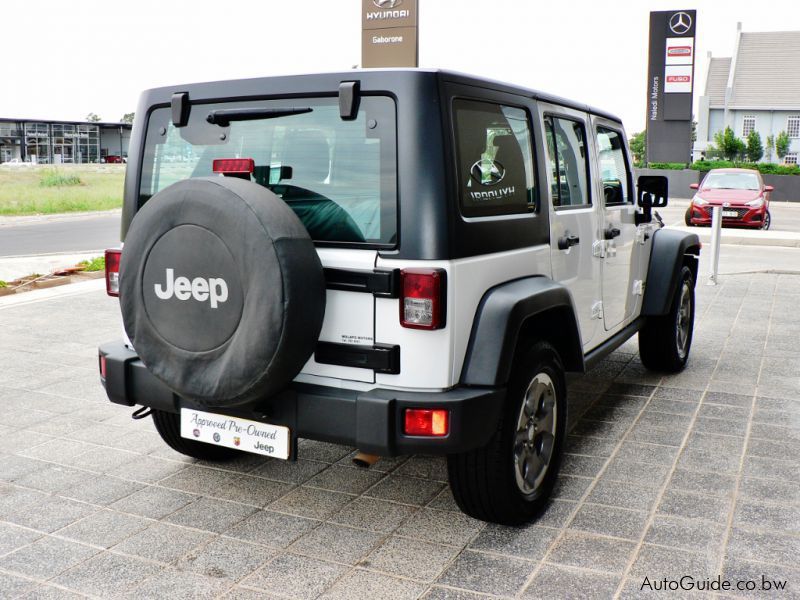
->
[756, 163, 800, 175]
[0, 280, 7, 288]
[78, 256, 105, 272]
[647, 162, 687, 170]
[690, 160, 800, 175]
[39, 170, 82, 187]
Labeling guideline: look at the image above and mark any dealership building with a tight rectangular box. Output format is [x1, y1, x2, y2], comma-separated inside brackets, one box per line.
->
[694, 25, 800, 164]
[0, 118, 132, 164]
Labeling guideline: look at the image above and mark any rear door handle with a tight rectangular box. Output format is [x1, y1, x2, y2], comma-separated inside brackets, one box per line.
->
[557, 234, 580, 250]
[604, 226, 621, 240]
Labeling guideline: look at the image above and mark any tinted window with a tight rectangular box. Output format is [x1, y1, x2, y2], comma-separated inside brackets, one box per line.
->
[596, 127, 631, 206]
[453, 99, 536, 217]
[140, 96, 397, 245]
[544, 117, 591, 208]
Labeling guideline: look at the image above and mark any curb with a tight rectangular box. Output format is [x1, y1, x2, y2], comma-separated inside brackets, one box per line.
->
[0, 278, 105, 310]
[667, 226, 800, 248]
[0, 208, 121, 227]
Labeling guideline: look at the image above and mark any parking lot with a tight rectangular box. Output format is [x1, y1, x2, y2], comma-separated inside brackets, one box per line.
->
[0, 266, 797, 599]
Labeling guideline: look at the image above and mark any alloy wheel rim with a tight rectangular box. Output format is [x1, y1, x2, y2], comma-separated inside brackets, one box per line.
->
[513, 372, 557, 496]
[675, 281, 691, 359]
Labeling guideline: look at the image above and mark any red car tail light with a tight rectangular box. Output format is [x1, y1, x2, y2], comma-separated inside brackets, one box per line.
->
[212, 158, 255, 175]
[105, 249, 122, 297]
[404, 409, 449, 436]
[400, 268, 446, 330]
[99, 354, 107, 379]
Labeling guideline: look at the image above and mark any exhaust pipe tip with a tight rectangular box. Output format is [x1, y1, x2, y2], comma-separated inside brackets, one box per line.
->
[352, 452, 380, 468]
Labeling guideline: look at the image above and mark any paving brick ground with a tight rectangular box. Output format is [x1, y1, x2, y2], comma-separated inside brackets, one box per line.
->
[1, 273, 799, 599]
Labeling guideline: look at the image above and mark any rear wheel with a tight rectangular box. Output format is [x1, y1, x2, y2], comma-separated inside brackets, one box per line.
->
[639, 265, 695, 372]
[151, 409, 240, 461]
[447, 342, 567, 525]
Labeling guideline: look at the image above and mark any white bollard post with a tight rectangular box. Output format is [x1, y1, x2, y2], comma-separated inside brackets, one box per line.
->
[707, 205, 722, 285]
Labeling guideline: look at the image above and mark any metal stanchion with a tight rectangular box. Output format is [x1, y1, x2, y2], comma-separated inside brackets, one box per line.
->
[707, 205, 722, 285]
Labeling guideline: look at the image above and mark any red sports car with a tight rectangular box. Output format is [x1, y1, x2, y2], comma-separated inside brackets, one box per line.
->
[685, 168, 773, 230]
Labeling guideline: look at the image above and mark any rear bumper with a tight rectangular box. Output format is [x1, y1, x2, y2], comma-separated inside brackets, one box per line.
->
[98, 341, 505, 456]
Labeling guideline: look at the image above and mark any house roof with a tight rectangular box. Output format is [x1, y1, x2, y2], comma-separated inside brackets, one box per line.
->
[730, 32, 800, 108]
[708, 30, 800, 109]
[705, 57, 731, 107]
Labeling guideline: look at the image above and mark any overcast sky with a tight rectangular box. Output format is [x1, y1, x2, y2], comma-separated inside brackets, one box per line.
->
[2, 0, 799, 133]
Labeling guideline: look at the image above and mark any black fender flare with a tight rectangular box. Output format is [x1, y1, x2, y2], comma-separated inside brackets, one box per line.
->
[460, 277, 584, 387]
[642, 228, 701, 316]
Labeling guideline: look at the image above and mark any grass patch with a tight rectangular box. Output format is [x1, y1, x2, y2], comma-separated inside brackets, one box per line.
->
[40, 169, 83, 187]
[79, 256, 105, 272]
[0, 280, 6, 288]
[0, 165, 124, 215]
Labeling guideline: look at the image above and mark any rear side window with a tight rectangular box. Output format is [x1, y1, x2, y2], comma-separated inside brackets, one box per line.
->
[544, 116, 591, 209]
[596, 127, 632, 206]
[453, 99, 536, 217]
[139, 96, 397, 246]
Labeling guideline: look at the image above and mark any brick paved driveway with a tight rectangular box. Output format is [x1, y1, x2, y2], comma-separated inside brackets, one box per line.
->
[1, 274, 798, 599]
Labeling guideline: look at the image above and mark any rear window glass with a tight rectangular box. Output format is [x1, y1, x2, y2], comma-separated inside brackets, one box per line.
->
[140, 96, 397, 245]
[453, 99, 536, 217]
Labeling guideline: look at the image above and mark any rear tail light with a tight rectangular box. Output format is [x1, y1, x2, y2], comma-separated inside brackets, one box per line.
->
[212, 158, 255, 175]
[404, 409, 449, 436]
[400, 268, 446, 330]
[99, 354, 107, 379]
[105, 249, 122, 297]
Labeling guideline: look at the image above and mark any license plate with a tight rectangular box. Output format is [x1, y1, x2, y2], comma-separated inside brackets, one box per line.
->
[180, 408, 290, 459]
[722, 210, 738, 218]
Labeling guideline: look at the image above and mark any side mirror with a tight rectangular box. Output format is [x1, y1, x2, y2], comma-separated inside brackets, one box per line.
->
[689, 183, 699, 190]
[764, 185, 774, 192]
[636, 176, 668, 225]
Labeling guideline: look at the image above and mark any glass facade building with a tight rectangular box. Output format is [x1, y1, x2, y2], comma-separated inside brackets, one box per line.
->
[0, 118, 131, 164]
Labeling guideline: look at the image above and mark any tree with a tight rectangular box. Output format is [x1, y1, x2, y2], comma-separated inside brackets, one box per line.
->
[85, 112, 102, 123]
[766, 135, 775, 162]
[121, 112, 135, 124]
[714, 126, 745, 161]
[629, 130, 646, 166]
[776, 131, 791, 162]
[746, 131, 764, 163]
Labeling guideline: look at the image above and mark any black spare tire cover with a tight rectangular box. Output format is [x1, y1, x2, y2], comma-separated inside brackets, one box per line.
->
[119, 177, 325, 407]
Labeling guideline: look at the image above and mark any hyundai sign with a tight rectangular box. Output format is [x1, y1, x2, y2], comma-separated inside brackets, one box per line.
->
[362, 0, 419, 68]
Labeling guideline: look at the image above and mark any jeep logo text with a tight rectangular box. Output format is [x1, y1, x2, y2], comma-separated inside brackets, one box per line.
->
[154, 268, 229, 309]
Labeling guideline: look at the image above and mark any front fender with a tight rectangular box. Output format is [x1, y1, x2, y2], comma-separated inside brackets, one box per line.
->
[642, 228, 700, 316]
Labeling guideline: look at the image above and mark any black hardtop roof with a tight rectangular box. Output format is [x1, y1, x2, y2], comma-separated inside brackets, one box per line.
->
[141, 68, 622, 124]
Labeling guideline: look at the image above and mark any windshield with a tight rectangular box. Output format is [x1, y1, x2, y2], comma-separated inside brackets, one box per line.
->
[702, 172, 759, 191]
[140, 96, 397, 245]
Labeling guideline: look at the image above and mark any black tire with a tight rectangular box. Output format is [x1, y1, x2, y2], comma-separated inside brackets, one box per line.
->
[684, 207, 693, 226]
[639, 265, 695, 372]
[762, 210, 771, 230]
[447, 342, 567, 525]
[151, 409, 240, 461]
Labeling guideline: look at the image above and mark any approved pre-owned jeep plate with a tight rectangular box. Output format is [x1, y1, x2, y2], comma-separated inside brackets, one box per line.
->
[99, 69, 699, 524]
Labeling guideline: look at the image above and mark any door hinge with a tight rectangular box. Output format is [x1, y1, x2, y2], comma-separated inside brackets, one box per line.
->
[591, 301, 604, 320]
[632, 280, 644, 296]
[592, 240, 606, 258]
